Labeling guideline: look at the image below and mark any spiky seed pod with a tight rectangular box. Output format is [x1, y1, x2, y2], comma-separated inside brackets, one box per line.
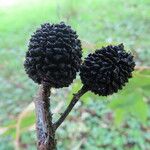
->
[24, 22, 82, 88]
[80, 44, 135, 96]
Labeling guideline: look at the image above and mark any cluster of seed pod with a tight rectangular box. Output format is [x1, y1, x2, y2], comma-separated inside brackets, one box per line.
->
[24, 22, 135, 96]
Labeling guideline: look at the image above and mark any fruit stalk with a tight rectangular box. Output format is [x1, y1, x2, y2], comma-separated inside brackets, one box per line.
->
[34, 84, 56, 150]
[54, 86, 88, 130]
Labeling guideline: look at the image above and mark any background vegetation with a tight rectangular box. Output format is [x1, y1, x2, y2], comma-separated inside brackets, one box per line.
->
[0, 0, 150, 149]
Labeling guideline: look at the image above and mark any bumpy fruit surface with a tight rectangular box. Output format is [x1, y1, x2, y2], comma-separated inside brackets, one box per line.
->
[80, 44, 135, 96]
[24, 22, 82, 88]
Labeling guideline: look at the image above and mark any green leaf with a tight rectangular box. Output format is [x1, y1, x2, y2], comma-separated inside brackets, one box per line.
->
[109, 91, 149, 125]
[20, 112, 35, 130]
[67, 79, 82, 104]
[3, 127, 16, 139]
[131, 96, 148, 122]
[130, 72, 150, 87]
[114, 109, 126, 126]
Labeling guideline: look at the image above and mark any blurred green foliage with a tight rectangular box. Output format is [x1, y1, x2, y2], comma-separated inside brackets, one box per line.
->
[0, 0, 150, 149]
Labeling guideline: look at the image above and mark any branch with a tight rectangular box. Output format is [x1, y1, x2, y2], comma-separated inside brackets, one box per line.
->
[34, 84, 56, 150]
[135, 66, 150, 71]
[54, 86, 88, 130]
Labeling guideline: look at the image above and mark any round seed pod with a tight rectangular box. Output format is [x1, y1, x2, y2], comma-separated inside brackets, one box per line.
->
[80, 44, 135, 96]
[24, 22, 82, 88]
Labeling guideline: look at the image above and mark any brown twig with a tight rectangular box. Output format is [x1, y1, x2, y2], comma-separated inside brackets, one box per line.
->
[34, 84, 56, 150]
[135, 66, 150, 71]
[53, 86, 88, 130]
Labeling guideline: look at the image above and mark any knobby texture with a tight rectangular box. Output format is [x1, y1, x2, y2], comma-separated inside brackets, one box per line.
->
[54, 86, 88, 130]
[34, 84, 56, 150]
[24, 22, 82, 88]
[80, 44, 135, 96]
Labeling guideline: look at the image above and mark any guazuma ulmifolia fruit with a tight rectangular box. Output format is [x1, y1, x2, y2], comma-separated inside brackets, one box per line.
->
[80, 44, 135, 96]
[23, 20, 136, 150]
[24, 22, 82, 88]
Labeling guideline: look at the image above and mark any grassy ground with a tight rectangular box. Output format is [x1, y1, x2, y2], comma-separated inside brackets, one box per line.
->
[0, 0, 150, 149]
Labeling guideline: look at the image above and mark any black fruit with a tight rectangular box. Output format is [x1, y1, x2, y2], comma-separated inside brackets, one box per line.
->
[80, 44, 135, 96]
[24, 22, 82, 88]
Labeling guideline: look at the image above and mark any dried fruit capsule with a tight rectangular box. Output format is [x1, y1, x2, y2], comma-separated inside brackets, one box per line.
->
[24, 22, 82, 88]
[80, 44, 135, 96]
